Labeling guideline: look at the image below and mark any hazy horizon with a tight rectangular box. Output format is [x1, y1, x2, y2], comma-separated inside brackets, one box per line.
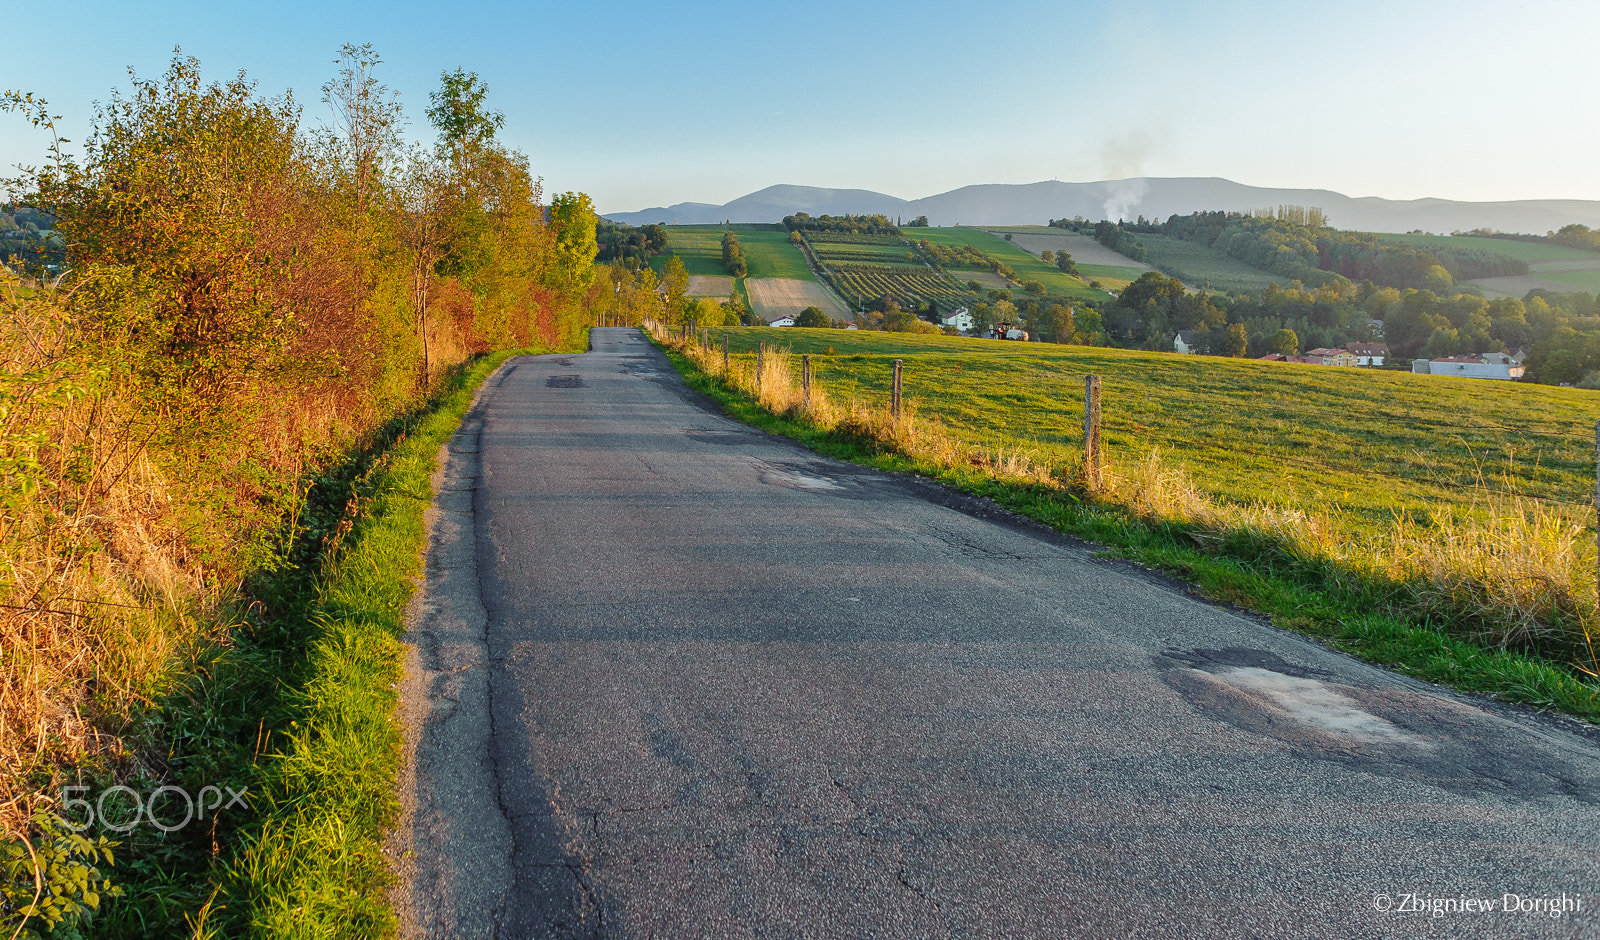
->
[4, 0, 1598, 212]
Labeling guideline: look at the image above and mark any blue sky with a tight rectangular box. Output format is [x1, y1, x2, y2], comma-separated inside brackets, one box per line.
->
[3, 0, 1597, 214]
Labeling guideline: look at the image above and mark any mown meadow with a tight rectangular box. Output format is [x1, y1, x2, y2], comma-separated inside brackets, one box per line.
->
[1132, 232, 1286, 294]
[706, 327, 1596, 526]
[651, 224, 815, 280]
[677, 324, 1599, 721]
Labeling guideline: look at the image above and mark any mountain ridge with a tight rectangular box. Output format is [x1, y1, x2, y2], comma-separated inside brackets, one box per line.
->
[604, 178, 1600, 235]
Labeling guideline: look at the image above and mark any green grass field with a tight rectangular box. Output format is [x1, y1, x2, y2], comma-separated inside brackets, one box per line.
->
[654, 224, 816, 281]
[1075, 264, 1143, 292]
[1541, 269, 1600, 292]
[700, 328, 1598, 530]
[1135, 233, 1285, 293]
[1377, 233, 1595, 263]
[1378, 232, 1600, 296]
[905, 227, 1106, 302]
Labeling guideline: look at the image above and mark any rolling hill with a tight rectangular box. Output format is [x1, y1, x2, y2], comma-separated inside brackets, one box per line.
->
[606, 178, 1600, 236]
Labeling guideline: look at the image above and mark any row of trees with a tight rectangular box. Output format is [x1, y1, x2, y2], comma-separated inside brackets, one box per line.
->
[721, 231, 748, 277]
[596, 220, 667, 266]
[782, 213, 901, 236]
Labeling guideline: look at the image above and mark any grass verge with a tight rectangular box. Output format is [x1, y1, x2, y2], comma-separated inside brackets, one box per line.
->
[649, 325, 1600, 724]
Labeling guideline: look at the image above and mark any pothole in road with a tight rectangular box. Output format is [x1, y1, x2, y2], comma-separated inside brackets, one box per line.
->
[685, 429, 762, 446]
[546, 374, 585, 388]
[1213, 666, 1426, 746]
[1163, 648, 1429, 748]
[619, 357, 663, 378]
[758, 467, 843, 491]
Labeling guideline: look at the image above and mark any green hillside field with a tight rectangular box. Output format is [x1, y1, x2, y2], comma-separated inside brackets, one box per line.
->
[1134, 232, 1284, 293]
[1377, 232, 1594, 263]
[653, 224, 816, 280]
[905, 227, 1108, 302]
[700, 327, 1596, 531]
[1377, 232, 1600, 296]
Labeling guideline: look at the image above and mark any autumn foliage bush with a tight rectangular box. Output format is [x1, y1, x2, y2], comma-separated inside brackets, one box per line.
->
[0, 45, 610, 917]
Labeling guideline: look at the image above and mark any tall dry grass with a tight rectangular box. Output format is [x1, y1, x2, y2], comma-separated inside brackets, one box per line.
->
[0, 274, 197, 836]
[0, 263, 488, 841]
[651, 324, 1600, 674]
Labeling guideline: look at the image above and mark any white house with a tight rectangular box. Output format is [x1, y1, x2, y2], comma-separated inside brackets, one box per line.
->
[939, 306, 974, 332]
[766, 314, 796, 328]
[1174, 330, 1202, 354]
[1411, 356, 1525, 380]
[1345, 341, 1387, 366]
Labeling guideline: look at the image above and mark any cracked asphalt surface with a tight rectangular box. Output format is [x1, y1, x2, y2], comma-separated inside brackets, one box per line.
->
[395, 328, 1600, 939]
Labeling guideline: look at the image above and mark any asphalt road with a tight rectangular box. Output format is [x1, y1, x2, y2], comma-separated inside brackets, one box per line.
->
[394, 327, 1600, 939]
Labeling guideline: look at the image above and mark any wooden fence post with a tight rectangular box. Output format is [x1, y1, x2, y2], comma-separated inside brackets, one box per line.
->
[1084, 374, 1102, 490]
[722, 334, 729, 371]
[891, 359, 903, 422]
[802, 354, 811, 401]
[757, 342, 765, 390]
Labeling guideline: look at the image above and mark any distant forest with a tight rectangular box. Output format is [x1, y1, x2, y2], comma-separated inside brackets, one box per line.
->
[1042, 209, 1600, 385]
[0, 206, 65, 270]
[1054, 210, 1529, 294]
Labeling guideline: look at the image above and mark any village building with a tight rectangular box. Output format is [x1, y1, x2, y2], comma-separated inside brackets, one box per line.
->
[765, 314, 796, 328]
[1305, 347, 1360, 367]
[1344, 341, 1388, 366]
[940, 307, 974, 332]
[1411, 356, 1526, 380]
[1173, 330, 1202, 354]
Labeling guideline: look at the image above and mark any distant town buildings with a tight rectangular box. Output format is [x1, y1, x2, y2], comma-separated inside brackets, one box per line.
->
[1411, 352, 1525, 380]
[1251, 341, 1389, 367]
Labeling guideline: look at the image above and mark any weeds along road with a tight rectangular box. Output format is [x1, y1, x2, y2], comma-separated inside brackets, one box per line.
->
[392, 328, 1600, 939]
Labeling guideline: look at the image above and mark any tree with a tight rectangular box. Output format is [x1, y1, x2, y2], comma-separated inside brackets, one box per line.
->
[660, 256, 689, 307]
[1219, 322, 1249, 357]
[1044, 304, 1074, 343]
[1073, 306, 1104, 342]
[1419, 327, 1460, 359]
[1270, 328, 1300, 356]
[685, 297, 722, 328]
[795, 306, 829, 328]
[548, 192, 598, 294]
[320, 43, 403, 214]
[1055, 252, 1079, 276]
[426, 68, 505, 157]
[1039, 249, 1055, 263]
[1023, 280, 1046, 295]
[909, 215, 929, 227]
[1422, 264, 1453, 294]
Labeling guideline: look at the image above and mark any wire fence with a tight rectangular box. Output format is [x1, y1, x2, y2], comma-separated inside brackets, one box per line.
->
[693, 326, 1600, 516]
